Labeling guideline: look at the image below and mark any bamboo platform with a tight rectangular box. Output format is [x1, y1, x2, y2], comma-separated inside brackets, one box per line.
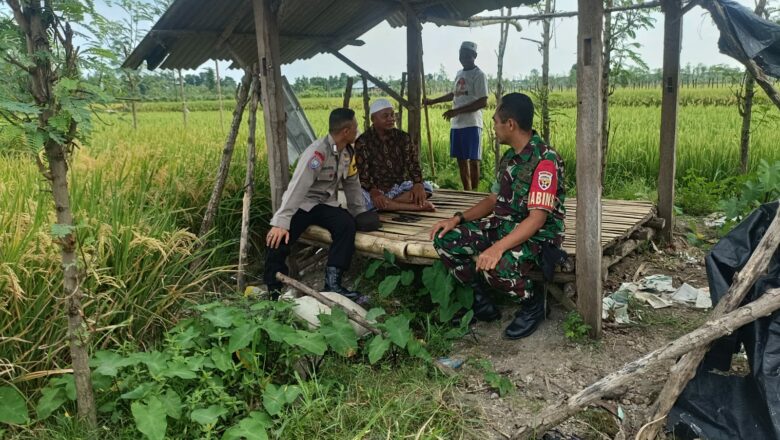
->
[299, 189, 658, 282]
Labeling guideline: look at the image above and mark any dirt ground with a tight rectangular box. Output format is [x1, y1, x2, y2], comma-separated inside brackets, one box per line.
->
[448, 217, 720, 440]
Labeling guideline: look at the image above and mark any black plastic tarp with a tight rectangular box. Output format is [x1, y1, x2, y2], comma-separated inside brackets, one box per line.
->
[668, 201, 780, 440]
[714, 0, 780, 78]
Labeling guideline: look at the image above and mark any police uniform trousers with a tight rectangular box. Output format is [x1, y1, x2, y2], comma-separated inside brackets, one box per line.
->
[433, 220, 541, 299]
[263, 204, 356, 289]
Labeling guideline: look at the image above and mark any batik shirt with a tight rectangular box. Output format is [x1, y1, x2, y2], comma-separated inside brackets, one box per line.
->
[484, 132, 566, 247]
[354, 127, 424, 192]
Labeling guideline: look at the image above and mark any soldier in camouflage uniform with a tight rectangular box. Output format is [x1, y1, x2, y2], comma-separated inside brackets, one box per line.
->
[430, 93, 565, 339]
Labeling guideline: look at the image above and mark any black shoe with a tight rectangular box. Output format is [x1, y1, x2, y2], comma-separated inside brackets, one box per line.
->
[324, 266, 366, 303]
[504, 285, 546, 340]
[267, 284, 282, 301]
[471, 282, 501, 322]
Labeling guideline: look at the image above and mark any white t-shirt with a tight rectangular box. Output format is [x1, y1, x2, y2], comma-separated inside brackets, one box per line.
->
[451, 67, 488, 129]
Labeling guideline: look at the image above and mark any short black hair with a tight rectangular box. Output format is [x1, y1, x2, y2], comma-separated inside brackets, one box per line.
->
[329, 108, 356, 133]
[496, 93, 534, 132]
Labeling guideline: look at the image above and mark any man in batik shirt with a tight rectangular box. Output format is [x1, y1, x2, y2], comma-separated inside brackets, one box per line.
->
[430, 93, 566, 339]
[355, 99, 435, 212]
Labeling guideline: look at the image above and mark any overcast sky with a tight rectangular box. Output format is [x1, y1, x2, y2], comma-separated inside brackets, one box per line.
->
[96, 0, 765, 81]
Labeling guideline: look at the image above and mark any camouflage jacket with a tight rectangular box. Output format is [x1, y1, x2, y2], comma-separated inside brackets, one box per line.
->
[483, 132, 566, 246]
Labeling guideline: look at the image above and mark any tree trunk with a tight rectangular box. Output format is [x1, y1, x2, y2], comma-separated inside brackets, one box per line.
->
[238, 75, 260, 292]
[514, 287, 780, 440]
[600, 0, 613, 184]
[495, 8, 510, 175]
[362, 75, 370, 132]
[198, 70, 252, 238]
[541, 0, 553, 144]
[342, 76, 354, 108]
[638, 204, 780, 440]
[7, 0, 97, 425]
[737, 0, 766, 175]
[398, 72, 407, 130]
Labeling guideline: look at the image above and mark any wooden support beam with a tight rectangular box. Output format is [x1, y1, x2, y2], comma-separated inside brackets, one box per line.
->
[238, 75, 260, 293]
[575, 0, 605, 338]
[398, 72, 407, 130]
[362, 75, 370, 132]
[253, 0, 289, 213]
[330, 50, 411, 108]
[657, 0, 682, 243]
[151, 29, 364, 46]
[342, 76, 354, 108]
[406, 10, 423, 150]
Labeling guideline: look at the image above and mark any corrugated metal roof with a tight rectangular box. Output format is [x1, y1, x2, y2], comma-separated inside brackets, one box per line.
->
[123, 0, 537, 70]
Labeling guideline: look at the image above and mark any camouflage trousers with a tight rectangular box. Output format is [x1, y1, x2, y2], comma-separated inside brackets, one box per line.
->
[433, 221, 541, 299]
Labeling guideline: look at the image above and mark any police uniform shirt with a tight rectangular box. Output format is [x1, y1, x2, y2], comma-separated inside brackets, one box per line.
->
[270, 134, 366, 230]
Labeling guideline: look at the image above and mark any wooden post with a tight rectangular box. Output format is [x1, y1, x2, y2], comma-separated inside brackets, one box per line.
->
[178, 69, 188, 128]
[420, 47, 436, 178]
[406, 10, 422, 150]
[575, 0, 604, 338]
[198, 70, 253, 239]
[362, 75, 370, 132]
[342, 76, 354, 108]
[495, 7, 511, 174]
[215, 59, 225, 133]
[398, 72, 407, 130]
[657, 0, 682, 243]
[540, 0, 553, 143]
[238, 74, 260, 292]
[253, 0, 289, 213]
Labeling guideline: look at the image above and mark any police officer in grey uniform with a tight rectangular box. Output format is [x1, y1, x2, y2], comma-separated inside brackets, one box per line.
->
[264, 108, 369, 301]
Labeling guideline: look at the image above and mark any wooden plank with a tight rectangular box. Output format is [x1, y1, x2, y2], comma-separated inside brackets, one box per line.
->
[253, 0, 289, 212]
[657, 0, 682, 242]
[575, 0, 605, 338]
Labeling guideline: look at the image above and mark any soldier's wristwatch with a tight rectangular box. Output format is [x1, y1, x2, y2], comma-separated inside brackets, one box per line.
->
[453, 211, 465, 225]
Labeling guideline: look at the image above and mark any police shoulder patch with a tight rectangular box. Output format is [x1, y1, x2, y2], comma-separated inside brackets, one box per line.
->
[308, 151, 325, 170]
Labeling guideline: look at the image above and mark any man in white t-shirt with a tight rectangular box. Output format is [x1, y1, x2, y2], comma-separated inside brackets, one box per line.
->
[424, 41, 488, 191]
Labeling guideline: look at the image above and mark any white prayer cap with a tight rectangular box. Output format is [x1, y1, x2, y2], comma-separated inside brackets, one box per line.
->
[369, 98, 394, 116]
[460, 41, 477, 52]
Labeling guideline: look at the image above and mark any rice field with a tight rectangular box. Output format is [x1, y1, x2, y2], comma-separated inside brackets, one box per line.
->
[2, 88, 779, 377]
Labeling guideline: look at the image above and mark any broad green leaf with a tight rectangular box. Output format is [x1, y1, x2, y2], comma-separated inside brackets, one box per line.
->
[91, 350, 136, 377]
[377, 275, 401, 297]
[131, 397, 167, 440]
[365, 307, 386, 322]
[318, 309, 358, 357]
[283, 330, 327, 356]
[260, 320, 296, 343]
[50, 374, 76, 400]
[445, 310, 474, 339]
[228, 323, 259, 352]
[368, 335, 391, 364]
[50, 223, 75, 239]
[400, 270, 415, 286]
[160, 360, 198, 379]
[262, 384, 300, 416]
[133, 351, 170, 376]
[438, 300, 462, 323]
[202, 307, 239, 328]
[159, 390, 182, 420]
[0, 386, 28, 425]
[211, 347, 233, 372]
[37, 387, 66, 420]
[222, 411, 270, 440]
[365, 259, 383, 279]
[454, 285, 474, 309]
[120, 382, 155, 400]
[190, 404, 227, 426]
[383, 249, 396, 265]
[383, 315, 411, 348]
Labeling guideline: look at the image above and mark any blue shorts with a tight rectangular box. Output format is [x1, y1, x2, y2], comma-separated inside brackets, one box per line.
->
[362, 181, 434, 210]
[450, 127, 482, 160]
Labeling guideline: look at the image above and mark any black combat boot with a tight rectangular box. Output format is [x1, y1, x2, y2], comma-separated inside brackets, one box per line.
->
[471, 282, 501, 322]
[324, 266, 363, 303]
[503, 283, 547, 340]
[267, 284, 282, 301]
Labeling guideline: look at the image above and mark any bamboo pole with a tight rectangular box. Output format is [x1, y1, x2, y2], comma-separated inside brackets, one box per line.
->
[237, 74, 260, 292]
[514, 287, 780, 439]
[276, 273, 381, 335]
[343, 76, 354, 108]
[362, 75, 370, 132]
[215, 59, 224, 133]
[420, 47, 436, 178]
[398, 72, 407, 130]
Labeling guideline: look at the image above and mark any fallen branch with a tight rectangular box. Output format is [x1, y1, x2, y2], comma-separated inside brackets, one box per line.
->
[512, 287, 780, 439]
[638, 205, 780, 439]
[276, 272, 381, 335]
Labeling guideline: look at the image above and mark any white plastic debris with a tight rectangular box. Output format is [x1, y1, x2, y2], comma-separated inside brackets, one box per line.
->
[640, 274, 676, 293]
[603, 295, 631, 324]
[634, 290, 673, 309]
[704, 213, 727, 228]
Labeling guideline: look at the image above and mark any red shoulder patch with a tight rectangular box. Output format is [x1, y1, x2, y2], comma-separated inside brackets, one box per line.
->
[528, 159, 557, 211]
